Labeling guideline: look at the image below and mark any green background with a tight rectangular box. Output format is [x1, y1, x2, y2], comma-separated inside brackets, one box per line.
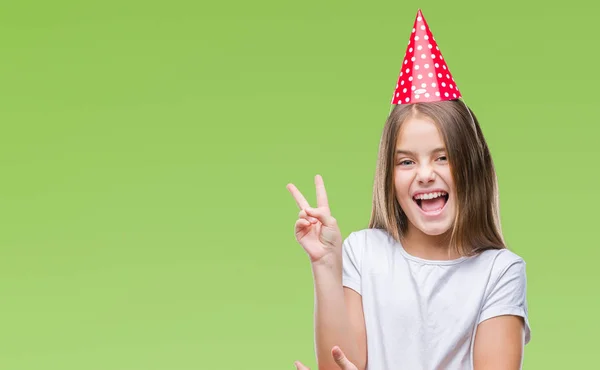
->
[0, 0, 596, 369]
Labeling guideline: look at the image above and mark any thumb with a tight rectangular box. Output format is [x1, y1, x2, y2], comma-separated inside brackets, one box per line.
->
[305, 207, 336, 227]
[294, 361, 310, 370]
[331, 346, 357, 370]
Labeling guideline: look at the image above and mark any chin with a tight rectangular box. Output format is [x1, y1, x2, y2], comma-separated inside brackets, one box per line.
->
[414, 221, 453, 236]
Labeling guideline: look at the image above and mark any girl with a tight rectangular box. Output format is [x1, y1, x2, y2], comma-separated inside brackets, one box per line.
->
[287, 9, 531, 370]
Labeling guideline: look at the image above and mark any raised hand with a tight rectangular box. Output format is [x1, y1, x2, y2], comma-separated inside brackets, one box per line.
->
[294, 346, 359, 370]
[286, 175, 343, 264]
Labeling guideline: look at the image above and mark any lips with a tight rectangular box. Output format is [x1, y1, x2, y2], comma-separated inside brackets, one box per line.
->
[412, 190, 449, 214]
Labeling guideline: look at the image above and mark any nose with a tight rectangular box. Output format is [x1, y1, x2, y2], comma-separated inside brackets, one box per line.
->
[416, 164, 436, 183]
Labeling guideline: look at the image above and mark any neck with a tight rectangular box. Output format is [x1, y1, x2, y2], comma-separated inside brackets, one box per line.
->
[401, 226, 459, 261]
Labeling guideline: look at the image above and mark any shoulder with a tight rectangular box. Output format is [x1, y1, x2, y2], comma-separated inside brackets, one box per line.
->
[474, 248, 527, 277]
[343, 228, 397, 270]
[343, 227, 397, 255]
[345, 227, 395, 246]
[471, 248, 529, 306]
[341, 228, 394, 290]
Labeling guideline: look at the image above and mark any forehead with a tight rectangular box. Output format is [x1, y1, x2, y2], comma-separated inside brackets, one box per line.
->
[395, 116, 445, 149]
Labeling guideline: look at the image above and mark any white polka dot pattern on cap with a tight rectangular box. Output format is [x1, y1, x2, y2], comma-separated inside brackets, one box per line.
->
[390, 9, 462, 104]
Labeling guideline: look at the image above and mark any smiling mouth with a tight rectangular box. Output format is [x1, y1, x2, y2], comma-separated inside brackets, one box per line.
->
[413, 191, 449, 213]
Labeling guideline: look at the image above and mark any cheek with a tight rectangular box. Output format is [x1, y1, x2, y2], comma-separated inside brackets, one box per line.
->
[441, 169, 455, 190]
[443, 165, 455, 186]
[394, 171, 413, 200]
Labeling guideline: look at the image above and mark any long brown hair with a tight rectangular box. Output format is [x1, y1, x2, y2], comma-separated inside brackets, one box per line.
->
[368, 100, 505, 256]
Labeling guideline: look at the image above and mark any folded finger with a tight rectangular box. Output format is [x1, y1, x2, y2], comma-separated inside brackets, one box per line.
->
[305, 207, 337, 227]
[298, 209, 319, 224]
[295, 218, 311, 230]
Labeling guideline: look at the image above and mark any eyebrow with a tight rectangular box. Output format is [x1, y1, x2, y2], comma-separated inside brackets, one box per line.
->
[395, 148, 446, 155]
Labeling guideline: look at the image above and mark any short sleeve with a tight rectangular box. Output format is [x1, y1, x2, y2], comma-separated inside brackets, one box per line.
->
[479, 259, 531, 344]
[342, 232, 363, 295]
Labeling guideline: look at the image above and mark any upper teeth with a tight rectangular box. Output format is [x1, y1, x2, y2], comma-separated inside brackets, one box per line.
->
[414, 191, 447, 200]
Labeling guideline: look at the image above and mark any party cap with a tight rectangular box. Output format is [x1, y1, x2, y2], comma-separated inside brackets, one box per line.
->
[391, 9, 461, 104]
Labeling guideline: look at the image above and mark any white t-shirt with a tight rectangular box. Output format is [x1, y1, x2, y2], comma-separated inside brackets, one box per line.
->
[342, 228, 531, 370]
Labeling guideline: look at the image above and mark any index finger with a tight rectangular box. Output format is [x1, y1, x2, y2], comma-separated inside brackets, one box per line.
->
[287, 183, 311, 210]
[315, 174, 329, 209]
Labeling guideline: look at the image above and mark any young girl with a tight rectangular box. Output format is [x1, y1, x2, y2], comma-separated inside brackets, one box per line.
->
[287, 9, 531, 370]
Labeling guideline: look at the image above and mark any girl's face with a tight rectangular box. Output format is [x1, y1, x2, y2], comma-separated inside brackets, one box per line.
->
[394, 115, 456, 237]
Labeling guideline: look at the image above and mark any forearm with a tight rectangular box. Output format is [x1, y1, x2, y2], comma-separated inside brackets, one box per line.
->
[311, 261, 361, 370]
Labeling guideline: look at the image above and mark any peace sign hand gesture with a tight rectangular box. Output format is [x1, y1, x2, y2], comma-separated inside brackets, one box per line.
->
[287, 175, 343, 266]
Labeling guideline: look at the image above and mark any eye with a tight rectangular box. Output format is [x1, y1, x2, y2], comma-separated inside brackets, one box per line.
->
[436, 155, 448, 162]
[397, 159, 414, 166]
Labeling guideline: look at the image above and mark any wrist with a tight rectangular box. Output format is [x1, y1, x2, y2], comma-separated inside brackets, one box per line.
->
[311, 253, 342, 274]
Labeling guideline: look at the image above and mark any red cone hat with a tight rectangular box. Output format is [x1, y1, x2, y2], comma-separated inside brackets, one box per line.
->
[391, 9, 461, 104]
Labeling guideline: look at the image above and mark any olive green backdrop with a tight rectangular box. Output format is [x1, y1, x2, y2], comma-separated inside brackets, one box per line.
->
[0, 1, 597, 369]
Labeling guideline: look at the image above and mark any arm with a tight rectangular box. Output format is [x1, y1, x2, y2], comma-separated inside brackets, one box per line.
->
[287, 176, 367, 370]
[343, 287, 367, 370]
[311, 263, 367, 370]
[473, 315, 525, 370]
[473, 257, 531, 370]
